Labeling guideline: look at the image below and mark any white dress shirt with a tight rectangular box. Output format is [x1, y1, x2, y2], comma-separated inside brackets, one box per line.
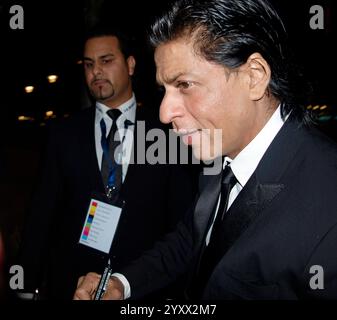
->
[115, 105, 287, 299]
[95, 94, 136, 181]
[205, 105, 287, 244]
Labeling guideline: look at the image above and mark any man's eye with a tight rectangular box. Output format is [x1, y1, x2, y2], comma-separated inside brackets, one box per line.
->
[102, 59, 112, 64]
[177, 81, 192, 90]
[84, 63, 93, 69]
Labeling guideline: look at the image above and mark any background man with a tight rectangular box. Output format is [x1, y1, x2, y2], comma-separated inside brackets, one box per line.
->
[18, 24, 197, 299]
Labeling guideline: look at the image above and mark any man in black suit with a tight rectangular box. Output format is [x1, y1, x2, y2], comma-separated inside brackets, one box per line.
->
[18, 25, 197, 299]
[74, 0, 337, 300]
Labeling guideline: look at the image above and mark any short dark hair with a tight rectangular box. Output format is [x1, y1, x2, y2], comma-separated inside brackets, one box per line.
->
[84, 23, 134, 59]
[150, 0, 312, 123]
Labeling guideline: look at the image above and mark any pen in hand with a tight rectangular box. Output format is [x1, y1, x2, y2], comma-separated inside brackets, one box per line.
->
[94, 259, 112, 300]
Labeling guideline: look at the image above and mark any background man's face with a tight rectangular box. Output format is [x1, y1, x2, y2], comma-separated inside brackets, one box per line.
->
[155, 39, 257, 160]
[84, 36, 135, 108]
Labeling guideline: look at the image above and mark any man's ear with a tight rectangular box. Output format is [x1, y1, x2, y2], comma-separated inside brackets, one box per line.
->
[245, 53, 271, 101]
[127, 56, 136, 76]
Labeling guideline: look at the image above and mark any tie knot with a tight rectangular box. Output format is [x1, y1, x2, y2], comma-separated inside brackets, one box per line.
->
[222, 165, 237, 189]
[107, 109, 122, 121]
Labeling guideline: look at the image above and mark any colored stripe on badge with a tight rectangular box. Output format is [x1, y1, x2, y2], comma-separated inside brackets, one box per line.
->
[82, 201, 98, 240]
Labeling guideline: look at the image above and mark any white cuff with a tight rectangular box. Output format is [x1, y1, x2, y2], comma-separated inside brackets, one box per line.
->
[111, 273, 131, 299]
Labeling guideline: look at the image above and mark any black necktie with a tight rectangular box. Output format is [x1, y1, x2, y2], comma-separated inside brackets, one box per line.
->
[208, 165, 237, 246]
[193, 164, 238, 297]
[100, 109, 122, 197]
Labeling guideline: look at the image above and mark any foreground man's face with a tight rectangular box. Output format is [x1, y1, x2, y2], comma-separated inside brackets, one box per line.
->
[155, 39, 254, 160]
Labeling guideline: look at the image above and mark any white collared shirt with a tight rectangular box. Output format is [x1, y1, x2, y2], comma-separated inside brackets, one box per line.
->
[95, 94, 136, 181]
[206, 105, 287, 244]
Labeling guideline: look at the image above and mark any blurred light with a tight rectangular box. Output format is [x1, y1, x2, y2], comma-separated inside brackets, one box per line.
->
[47, 75, 58, 83]
[25, 86, 34, 94]
[46, 111, 54, 117]
[64, 114, 70, 118]
[307, 105, 312, 110]
[18, 115, 34, 121]
[313, 105, 320, 111]
[77, 60, 83, 65]
[318, 115, 332, 122]
[320, 105, 328, 111]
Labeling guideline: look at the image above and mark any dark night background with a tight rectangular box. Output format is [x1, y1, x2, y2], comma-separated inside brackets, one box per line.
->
[0, 0, 336, 295]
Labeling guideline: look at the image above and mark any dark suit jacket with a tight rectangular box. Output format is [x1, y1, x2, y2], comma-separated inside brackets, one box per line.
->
[121, 115, 337, 299]
[18, 106, 198, 299]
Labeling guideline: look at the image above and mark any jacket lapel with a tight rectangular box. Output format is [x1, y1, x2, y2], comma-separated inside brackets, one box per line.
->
[120, 106, 143, 195]
[193, 169, 222, 250]
[209, 115, 306, 263]
[216, 175, 284, 256]
[77, 107, 105, 193]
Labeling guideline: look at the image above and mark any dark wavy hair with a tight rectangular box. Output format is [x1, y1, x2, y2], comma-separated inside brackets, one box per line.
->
[84, 23, 134, 59]
[150, 0, 312, 123]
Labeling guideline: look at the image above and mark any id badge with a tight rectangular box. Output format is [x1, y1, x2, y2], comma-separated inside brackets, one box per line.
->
[79, 192, 124, 254]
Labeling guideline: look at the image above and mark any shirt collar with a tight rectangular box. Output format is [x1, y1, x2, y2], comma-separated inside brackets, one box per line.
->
[95, 93, 137, 125]
[226, 105, 286, 187]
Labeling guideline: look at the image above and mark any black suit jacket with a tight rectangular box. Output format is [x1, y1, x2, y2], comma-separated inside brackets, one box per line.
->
[121, 116, 337, 299]
[18, 106, 198, 299]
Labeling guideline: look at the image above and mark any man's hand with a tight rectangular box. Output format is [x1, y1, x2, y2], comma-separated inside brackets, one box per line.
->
[101, 276, 124, 300]
[73, 273, 124, 300]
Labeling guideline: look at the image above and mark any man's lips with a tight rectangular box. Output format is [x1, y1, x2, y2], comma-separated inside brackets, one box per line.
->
[176, 129, 200, 145]
[174, 129, 200, 136]
[92, 79, 109, 86]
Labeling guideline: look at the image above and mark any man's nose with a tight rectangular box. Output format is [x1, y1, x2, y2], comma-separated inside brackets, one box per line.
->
[92, 63, 103, 76]
[159, 93, 183, 124]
